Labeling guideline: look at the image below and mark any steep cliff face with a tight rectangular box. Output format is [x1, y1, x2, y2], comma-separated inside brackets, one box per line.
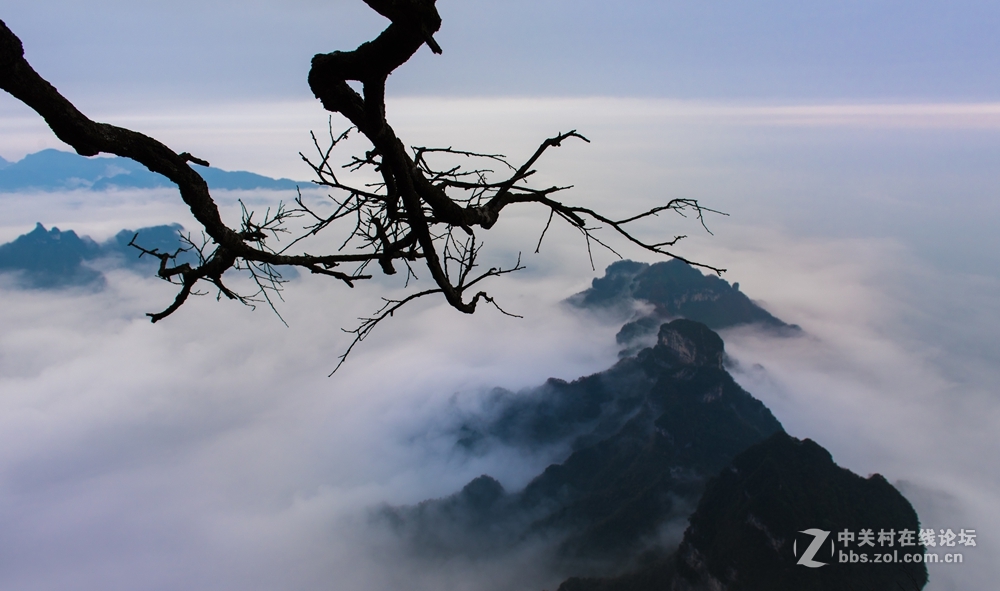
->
[379, 319, 782, 571]
[559, 432, 928, 591]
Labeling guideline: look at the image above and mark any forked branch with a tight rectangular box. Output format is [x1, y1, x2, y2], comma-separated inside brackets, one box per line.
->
[0, 0, 724, 371]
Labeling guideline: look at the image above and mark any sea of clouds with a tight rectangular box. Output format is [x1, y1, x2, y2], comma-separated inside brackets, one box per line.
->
[0, 97, 996, 590]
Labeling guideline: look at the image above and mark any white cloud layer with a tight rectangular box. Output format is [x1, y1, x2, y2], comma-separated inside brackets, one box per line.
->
[0, 96, 998, 590]
[0, 217, 995, 590]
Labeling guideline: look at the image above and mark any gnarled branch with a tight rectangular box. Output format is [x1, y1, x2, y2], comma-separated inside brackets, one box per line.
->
[0, 1, 723, 371]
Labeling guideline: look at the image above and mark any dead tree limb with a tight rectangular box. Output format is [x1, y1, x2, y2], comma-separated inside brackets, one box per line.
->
[0, 1, 723, 369]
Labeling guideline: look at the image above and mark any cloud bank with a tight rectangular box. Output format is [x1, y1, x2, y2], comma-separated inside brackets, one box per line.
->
[0, 95, 997, 590]
[0, 207, 995, 590]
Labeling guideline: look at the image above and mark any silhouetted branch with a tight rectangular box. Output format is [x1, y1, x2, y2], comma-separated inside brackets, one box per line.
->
[0, 1, 724, 371]
[332, 255, 524, 374]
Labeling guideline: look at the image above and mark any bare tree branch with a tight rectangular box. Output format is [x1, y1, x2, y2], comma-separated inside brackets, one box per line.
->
[0, 1, 724, 371]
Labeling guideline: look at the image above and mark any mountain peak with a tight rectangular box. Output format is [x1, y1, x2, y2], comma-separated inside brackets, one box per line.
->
[654, 318, 724, 368]
[570, 259, 799, 356]
[458, 475, 506, 510]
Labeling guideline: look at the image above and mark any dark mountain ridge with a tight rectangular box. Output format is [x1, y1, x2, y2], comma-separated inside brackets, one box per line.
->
[560, 432, 927, 591]
[380, 261, 925, 590]
[379, 320, 783, 572]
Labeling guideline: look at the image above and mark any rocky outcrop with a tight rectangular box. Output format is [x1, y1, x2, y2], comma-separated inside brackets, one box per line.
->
[653, 320, 724, 369]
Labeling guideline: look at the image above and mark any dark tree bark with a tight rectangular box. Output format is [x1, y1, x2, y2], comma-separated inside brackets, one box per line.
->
[0, 1, 722, 369]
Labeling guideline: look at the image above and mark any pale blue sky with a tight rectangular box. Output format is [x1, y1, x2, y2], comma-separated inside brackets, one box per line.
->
[3, 0, 999, 103]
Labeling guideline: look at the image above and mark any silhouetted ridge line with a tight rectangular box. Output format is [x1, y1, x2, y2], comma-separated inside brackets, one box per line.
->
[0, 222, 298, 289]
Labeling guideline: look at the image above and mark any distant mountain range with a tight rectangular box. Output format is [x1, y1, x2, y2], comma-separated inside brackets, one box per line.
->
[0, 149, 302, 192]
[0, 221, 299, 289]
[0, 223, 200, 289]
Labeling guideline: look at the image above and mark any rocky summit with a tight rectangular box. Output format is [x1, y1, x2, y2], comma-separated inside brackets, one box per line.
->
[569, 259, 798, 356]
